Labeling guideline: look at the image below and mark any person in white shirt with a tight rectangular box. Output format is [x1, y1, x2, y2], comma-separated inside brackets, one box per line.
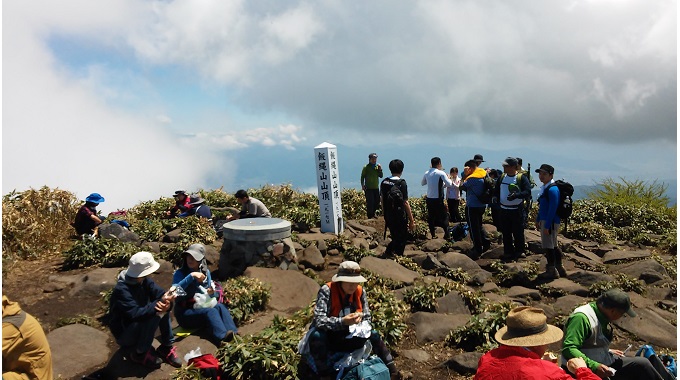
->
[421, 157, 453, 239]
[447, 167, 462, 223]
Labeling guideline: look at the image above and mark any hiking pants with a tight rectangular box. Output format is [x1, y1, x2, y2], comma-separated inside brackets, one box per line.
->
[500, 207, 525, 257]
[176, 303, 237, 342]
[116, 312, 174, 353]
[447, 198, 461, 223]
[309, 329, 394, 375]
[385, 220, 408, 257]
[426, 198, 449, 238]
[610, 356, 666, 380]
[466, 206, 489, 254]
[364, 189, 381, 219]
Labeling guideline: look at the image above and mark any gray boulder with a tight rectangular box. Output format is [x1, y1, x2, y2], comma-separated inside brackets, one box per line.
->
[49, 324, 111, 379]
[602, 249, 652, 263]
[360, 256, 420, 285]
[439, 352, 484, 375]
[436, 291, 471, 315]
[99, 223, 141, 245]
[244, 267, 320, 313]
[409, 312, 470, 343]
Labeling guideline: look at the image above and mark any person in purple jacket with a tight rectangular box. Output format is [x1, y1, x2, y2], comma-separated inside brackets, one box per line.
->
[535, 164, 566, 279]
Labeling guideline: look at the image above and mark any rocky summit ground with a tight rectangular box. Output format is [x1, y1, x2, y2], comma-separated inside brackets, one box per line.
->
[3, 217, 677, 380]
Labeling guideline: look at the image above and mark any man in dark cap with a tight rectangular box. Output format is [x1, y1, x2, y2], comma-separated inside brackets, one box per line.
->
[473, 154, 485, 167]
[166, 190, 192, 218]
[562, 289, 667, 379]
[495, 157, 531, 262]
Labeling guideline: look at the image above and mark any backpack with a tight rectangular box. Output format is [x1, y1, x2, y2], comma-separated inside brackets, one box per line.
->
[188, 353, 223, 380]
[636, 345, 677, 379]
[543, 180, 574, 220]
[448, 223, 469, 242]
[477, 175, 495, 204]
[341, 356, 390, 380]
[382, 179, 406, 220]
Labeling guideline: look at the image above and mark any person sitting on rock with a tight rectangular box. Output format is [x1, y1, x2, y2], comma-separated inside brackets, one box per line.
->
[166, 190, 192, 218]
[561, 289, 667, 379]
[109, 251, 181, 369]
[72, 192, 106, 235]
[301, 261, 400, 378]
[3, 295, 53, 380]
[179, 196, 212, 221]
[172, 243, 237, 346]
[475, 306, 599, 380]
[225, 190, 271, 222]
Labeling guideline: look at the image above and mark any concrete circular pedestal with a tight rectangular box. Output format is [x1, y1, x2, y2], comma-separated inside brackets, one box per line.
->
[221, 218, 291, 241]
[218, 218, 296, 279]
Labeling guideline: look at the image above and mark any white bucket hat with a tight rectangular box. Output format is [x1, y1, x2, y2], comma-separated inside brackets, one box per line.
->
[331, 261, 367, 283]
[184, 243, 206, 261]
[126, 251, 161, 278]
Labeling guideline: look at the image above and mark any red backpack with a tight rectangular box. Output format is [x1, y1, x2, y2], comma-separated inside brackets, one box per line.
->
[188, 354, 222, 380]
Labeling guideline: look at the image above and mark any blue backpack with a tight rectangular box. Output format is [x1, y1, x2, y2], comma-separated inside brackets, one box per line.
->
[636, 344, 676, 379]
[341, 356, 390, 380]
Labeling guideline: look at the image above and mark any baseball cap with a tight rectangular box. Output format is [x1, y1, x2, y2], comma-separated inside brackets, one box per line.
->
[598, 289, 637, 317]
[535, 164, 555, 175]
[502, 157, 518, 167]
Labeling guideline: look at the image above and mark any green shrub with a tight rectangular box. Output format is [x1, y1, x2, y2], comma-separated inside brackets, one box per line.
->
[489, 261, 539, 288]
[222, 277, 271, 326]
[589, 273, 645, 297]
[586, 178, 672, 210]
[363, 270, 405, 290]
[342, 246, 373, 263]
[366, 285, 409, 348]
[429, 266, 471, 284]
[446, 302, 515, 352]
[62, 237, 139, 270]
[393, 256, 422, 274]
[218, 304, 313, 379]
[403, 280, 456, 312]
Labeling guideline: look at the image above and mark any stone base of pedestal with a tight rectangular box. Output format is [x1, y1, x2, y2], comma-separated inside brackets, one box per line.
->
[217, 218, 297, 280]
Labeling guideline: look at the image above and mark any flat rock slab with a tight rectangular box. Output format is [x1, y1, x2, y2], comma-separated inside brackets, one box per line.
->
[602, 249, 651, 263]
[506, 286, 541, 301]
[615, 308, 677, 350]
[572, 246, 603, 263]
[436, 252, 482, 272]
[402, 349, 431, 363]
[566, 270, 613, 287]
[346, 220, 377, 235]
[409, 312, 470, 343]
[48, 324, 111, 379]
[68, 268, 121, 297]
[610, 260, 669, 282]
[544, 278, 589, 297]
[244, 267, 319, 313]
[439, 352, 484, 375]
[360, 257, 420, 285]
[552, 295, 588, 316]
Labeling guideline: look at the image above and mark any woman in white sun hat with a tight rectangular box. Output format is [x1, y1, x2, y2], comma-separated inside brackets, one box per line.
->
[172, 243, 237, 346]
[301, 261, 400, 378]
[109, 251, 181, 369]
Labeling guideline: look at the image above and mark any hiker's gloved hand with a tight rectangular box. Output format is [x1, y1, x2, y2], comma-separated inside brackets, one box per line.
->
[507, 193, 518, 201]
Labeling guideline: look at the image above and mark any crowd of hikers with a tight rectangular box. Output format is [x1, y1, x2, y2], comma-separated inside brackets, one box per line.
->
[2, 160, 675, 380]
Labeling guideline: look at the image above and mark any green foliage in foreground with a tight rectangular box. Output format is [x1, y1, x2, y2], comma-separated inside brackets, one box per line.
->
[222, 277, 271, 326]
[446, 302, 515, 352]
[62, 237, 139, 270]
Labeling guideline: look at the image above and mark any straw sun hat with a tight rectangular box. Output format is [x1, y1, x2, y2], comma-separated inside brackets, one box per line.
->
[494, 306, 564, 347]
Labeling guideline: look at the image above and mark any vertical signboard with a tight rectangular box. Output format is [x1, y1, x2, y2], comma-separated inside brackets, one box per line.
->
[314, 142, 343, 234]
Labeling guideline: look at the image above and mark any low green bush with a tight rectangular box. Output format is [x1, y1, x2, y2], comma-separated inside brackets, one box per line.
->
[489, 261, 539, 288]
[589, 273, 645, 297]
[366, 285, 409, 348]
[446, 302, 515, 352]
[222, 277, 271, 326]
[403, 280, 456, 312]
[62, 237, 139, 270]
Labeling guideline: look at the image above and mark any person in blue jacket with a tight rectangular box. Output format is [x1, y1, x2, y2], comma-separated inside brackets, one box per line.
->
[172, 243, 237, 345]
[109, 251, 181, 369]
[535, 164, 565, 279]
[460, 159, 491, 259]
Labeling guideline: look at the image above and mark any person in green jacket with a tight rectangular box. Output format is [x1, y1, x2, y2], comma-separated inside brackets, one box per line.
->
[360, 153, 383, 219]
[562, 289, 665, 379]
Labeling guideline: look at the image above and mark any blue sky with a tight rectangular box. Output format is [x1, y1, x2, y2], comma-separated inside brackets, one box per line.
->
[2, 0, 676, 213]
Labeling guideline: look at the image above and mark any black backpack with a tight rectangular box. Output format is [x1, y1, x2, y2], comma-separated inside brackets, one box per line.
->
[384, 179, 405, 216]
[477, 175, 495, 204]
[543, 180, 574, 220]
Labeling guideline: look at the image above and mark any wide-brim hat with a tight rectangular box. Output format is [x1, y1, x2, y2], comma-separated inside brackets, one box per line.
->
[126, 251, 160, 278]
[494, 306, 564, 347]
[189, 196, 205, 205]
[331, 261, 367, 283]
[85, 193, 105, 203]
[184, 243, 206, 261]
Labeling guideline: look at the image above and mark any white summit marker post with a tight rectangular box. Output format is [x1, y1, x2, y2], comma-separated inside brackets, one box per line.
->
[314, 142, 343, 234]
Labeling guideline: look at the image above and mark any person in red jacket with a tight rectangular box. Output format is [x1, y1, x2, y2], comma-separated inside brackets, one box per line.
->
[475, 306, 600, 380]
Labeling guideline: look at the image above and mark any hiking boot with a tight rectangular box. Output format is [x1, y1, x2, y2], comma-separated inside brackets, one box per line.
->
[129, 349, 163, 369]
[537, 267, 560, 280]
[223, 330, 235, 343]
[556, 266, 568, 278]
[156, 345, 182, 368]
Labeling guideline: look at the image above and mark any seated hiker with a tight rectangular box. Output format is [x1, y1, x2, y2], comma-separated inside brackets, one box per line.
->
[3, 295, 53, 380]
[72, 192, 105, 235]
[172, 243, 237, 346]
[475, 306, 599, 380]
[300, 261, 400, 378]
[179, 196, 212, 221]
[226, 189, 271, 221]
[109, 251, 181, 369]
[562, 289, 667, 380]
[166, 190, 192, 218]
